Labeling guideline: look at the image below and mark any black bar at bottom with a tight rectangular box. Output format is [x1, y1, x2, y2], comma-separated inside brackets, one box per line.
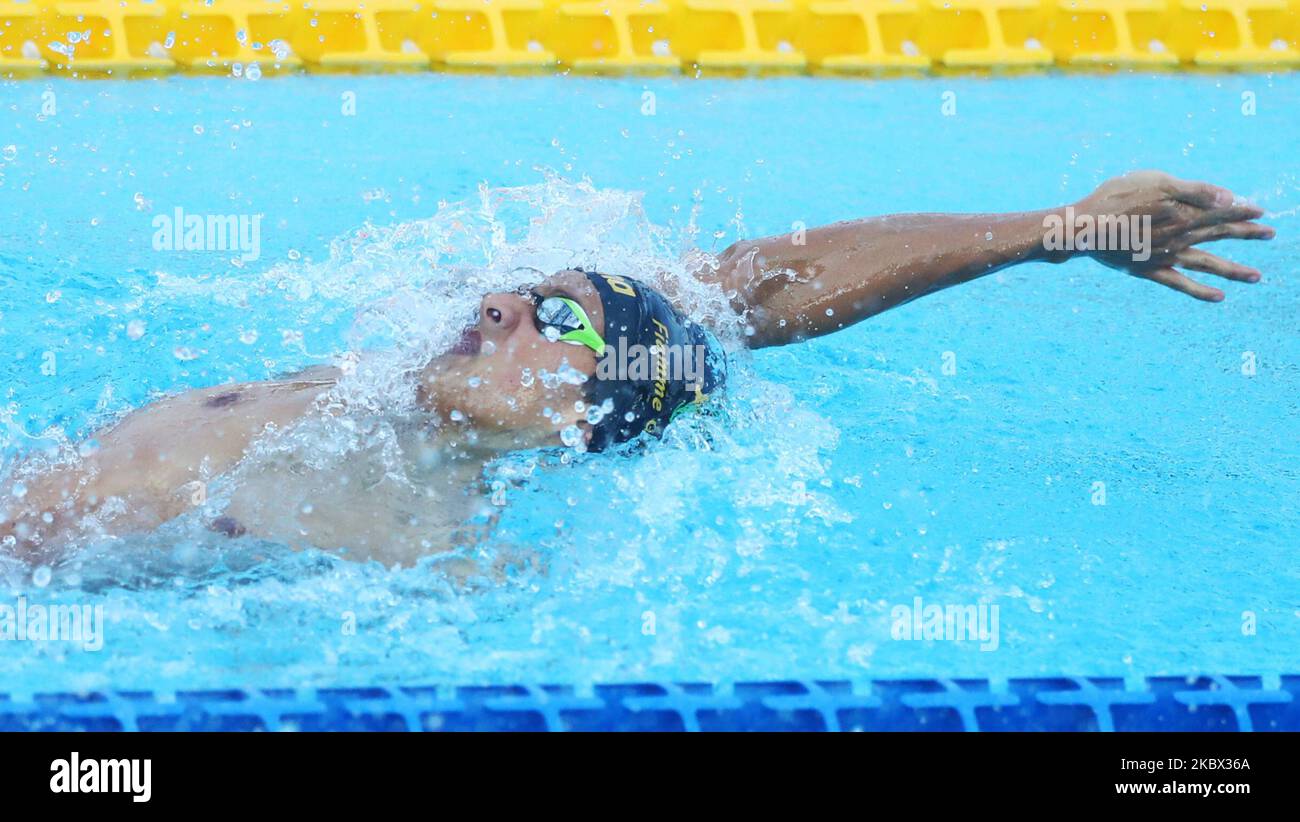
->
[0, 731, 1287, 808]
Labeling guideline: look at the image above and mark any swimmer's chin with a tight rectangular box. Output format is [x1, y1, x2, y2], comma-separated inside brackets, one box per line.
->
[415, 354, 470, 411]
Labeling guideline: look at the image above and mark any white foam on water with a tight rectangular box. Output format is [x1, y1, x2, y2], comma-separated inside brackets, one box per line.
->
[0, 178, 847, 691]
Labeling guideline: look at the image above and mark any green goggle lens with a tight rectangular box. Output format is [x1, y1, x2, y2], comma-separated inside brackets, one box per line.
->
[532, 294, 605, 356]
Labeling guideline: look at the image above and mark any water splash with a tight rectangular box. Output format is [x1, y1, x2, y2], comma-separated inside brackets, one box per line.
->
[0, 177, 844, 694]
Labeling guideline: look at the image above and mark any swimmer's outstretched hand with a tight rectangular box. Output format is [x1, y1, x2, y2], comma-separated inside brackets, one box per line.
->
[698, 169, 1275, 348]
[1074, 170, 1274, 302]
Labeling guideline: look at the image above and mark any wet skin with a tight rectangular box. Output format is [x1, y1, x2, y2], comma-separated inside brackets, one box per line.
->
[1, 271, 606, 565]
[0, 173, 1274, 566]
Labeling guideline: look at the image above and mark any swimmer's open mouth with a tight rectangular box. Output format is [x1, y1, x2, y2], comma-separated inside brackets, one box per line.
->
[449, 326, 481, 355]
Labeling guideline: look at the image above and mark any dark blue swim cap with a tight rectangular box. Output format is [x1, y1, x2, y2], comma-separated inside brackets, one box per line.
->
[581, 270, 726, 451]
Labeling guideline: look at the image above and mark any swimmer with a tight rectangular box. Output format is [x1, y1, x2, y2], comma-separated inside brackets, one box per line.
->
[0, 171, 1274, 566]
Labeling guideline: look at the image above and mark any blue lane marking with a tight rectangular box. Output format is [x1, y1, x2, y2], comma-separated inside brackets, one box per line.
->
[1, 677, 1295, 731]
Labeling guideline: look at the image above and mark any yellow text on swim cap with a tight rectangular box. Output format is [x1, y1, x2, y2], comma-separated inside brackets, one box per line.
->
[598, 272, 636, 297]
[651, 318, 669, 412]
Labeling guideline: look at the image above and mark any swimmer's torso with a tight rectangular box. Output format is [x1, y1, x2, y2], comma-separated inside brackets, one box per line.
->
[3, 365, 489, 566]
[219, 413, 490, 567]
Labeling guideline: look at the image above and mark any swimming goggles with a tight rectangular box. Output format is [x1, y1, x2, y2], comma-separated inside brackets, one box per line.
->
[530, 291, 606, 357]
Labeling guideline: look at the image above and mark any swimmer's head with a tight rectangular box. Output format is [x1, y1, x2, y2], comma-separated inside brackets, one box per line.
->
[423, 269, 724, 451]
[578, 269, 726, 451]
[421, 269, 602, 449]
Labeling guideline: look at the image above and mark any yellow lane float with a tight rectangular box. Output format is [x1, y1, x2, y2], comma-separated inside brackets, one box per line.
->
[1, 0, 1297, 74]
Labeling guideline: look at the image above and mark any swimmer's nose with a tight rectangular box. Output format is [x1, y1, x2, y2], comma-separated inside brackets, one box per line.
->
[478, 292, 531, 339]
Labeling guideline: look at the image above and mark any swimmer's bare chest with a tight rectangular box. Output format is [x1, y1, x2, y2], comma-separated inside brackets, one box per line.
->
[216, 398, 491, 567]
[4, 371, 341, 559]
[86, 369, 343, 510]
[7, 367, 484, 564]
[221, 442, 489, 567]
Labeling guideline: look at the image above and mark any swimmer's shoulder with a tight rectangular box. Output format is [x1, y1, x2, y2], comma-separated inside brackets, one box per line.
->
[175, 367, 339, 413]
[277, 364, 342, 383]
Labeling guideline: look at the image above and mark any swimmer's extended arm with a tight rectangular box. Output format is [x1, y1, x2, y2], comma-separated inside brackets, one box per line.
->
[704, 171, 1274, 349]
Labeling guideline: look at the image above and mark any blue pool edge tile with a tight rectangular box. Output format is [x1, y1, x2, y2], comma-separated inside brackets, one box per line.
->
[2, 675, 1296, 731]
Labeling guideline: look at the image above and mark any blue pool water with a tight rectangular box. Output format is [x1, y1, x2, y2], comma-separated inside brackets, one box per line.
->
[0, 73, 1297, 695]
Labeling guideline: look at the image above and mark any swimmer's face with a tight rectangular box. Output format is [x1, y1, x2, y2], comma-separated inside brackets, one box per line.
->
[422, 270, 604, 448]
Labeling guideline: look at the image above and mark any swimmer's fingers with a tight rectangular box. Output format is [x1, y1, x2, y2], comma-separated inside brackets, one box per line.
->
[1167, 178, 1235, 211]
[1137, 267, 1225, 302]
[1165, 178, 1265, 227]
[1174, 249, 1261, 284]
[1182, 220, 1276, 247]
[1188, 203, 1267, 228]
